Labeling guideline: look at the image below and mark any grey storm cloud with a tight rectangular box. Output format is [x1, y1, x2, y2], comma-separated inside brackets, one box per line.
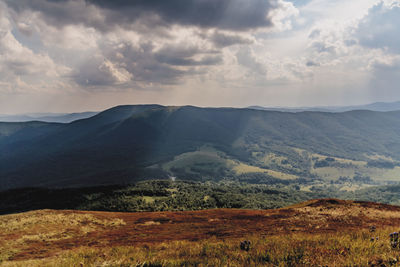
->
[86, 0, 278, 30]
[73, 41, 222, 87]
[6, 0, 279, 32]
[110, 42, 220, 84]
[154, 45, 222, 66]
[306, 61, 319, 67]
[155, 53, 223, 66]
[210, 31, 253, 48]
[4, 0, 278, 87]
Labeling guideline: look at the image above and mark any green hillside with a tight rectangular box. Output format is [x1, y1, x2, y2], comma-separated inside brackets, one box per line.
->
[1, 105, 400, 190]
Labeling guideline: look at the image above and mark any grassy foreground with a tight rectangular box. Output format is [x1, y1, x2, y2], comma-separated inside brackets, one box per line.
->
[3, 229, 400, 266]
[2, 199, 400, 266]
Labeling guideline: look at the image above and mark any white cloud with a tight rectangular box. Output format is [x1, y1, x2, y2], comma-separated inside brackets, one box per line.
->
[0, 8, 70, 94]
[73, 57, 132, 87]
[269, 0, 299, 32]
[236, 47, 267, 76]
[355, 1, 400, 53]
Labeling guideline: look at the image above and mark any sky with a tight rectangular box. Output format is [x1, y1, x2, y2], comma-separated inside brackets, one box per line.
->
[0, 0, 399, 113]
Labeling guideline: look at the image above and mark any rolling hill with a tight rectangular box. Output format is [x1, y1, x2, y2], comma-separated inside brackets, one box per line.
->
[0, 111, 98, 123]
[2, 105, 400, 190]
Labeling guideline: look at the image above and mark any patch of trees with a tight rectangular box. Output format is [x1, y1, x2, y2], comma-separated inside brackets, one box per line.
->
[3, 180, 400, 215]
[314, 157, 336, 168]
[236, 173, 291, 185]
[367, 161, 396, 169]
[353, 175, 373, 184]
[0, 181, 320, 214]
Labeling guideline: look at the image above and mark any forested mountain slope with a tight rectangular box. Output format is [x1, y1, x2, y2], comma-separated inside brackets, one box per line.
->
[2, 105, 400, 190]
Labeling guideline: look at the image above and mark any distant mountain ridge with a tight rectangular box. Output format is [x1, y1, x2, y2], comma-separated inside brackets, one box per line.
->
[0, 112, 98, 123]
[2, 101, 400, 123]
[248, 101, 400, 113]
[2, 104, 400, 190]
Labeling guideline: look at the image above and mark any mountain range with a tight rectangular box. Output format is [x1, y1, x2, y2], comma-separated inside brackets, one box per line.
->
[248, 100, 400, 113]
[2, 104, 400, 190]
[0, 112, 98, 123]
[2, 101, 400, 124]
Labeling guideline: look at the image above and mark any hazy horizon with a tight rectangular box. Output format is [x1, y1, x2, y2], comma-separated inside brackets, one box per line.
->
[1, 99, 400, 115]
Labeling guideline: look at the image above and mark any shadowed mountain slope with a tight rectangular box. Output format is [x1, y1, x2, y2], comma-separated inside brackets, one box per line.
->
[2, 105, 400, 189]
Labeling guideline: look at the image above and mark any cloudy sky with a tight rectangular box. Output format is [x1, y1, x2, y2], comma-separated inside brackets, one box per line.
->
[0, 0, 399, 113]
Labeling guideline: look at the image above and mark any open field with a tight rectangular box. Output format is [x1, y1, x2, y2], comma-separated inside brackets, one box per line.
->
[160, 146, 299, 180]
[160, 145, 400, 186]
[3, 199, 400, 266]
[291, 149, 400, 183]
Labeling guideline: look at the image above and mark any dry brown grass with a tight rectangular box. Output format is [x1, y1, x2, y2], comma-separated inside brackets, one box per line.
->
[0, 210, 125, 233]
[4, 229, 400, 266]
[2, 199, 400, 266]
[0, 210, 125, 263]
